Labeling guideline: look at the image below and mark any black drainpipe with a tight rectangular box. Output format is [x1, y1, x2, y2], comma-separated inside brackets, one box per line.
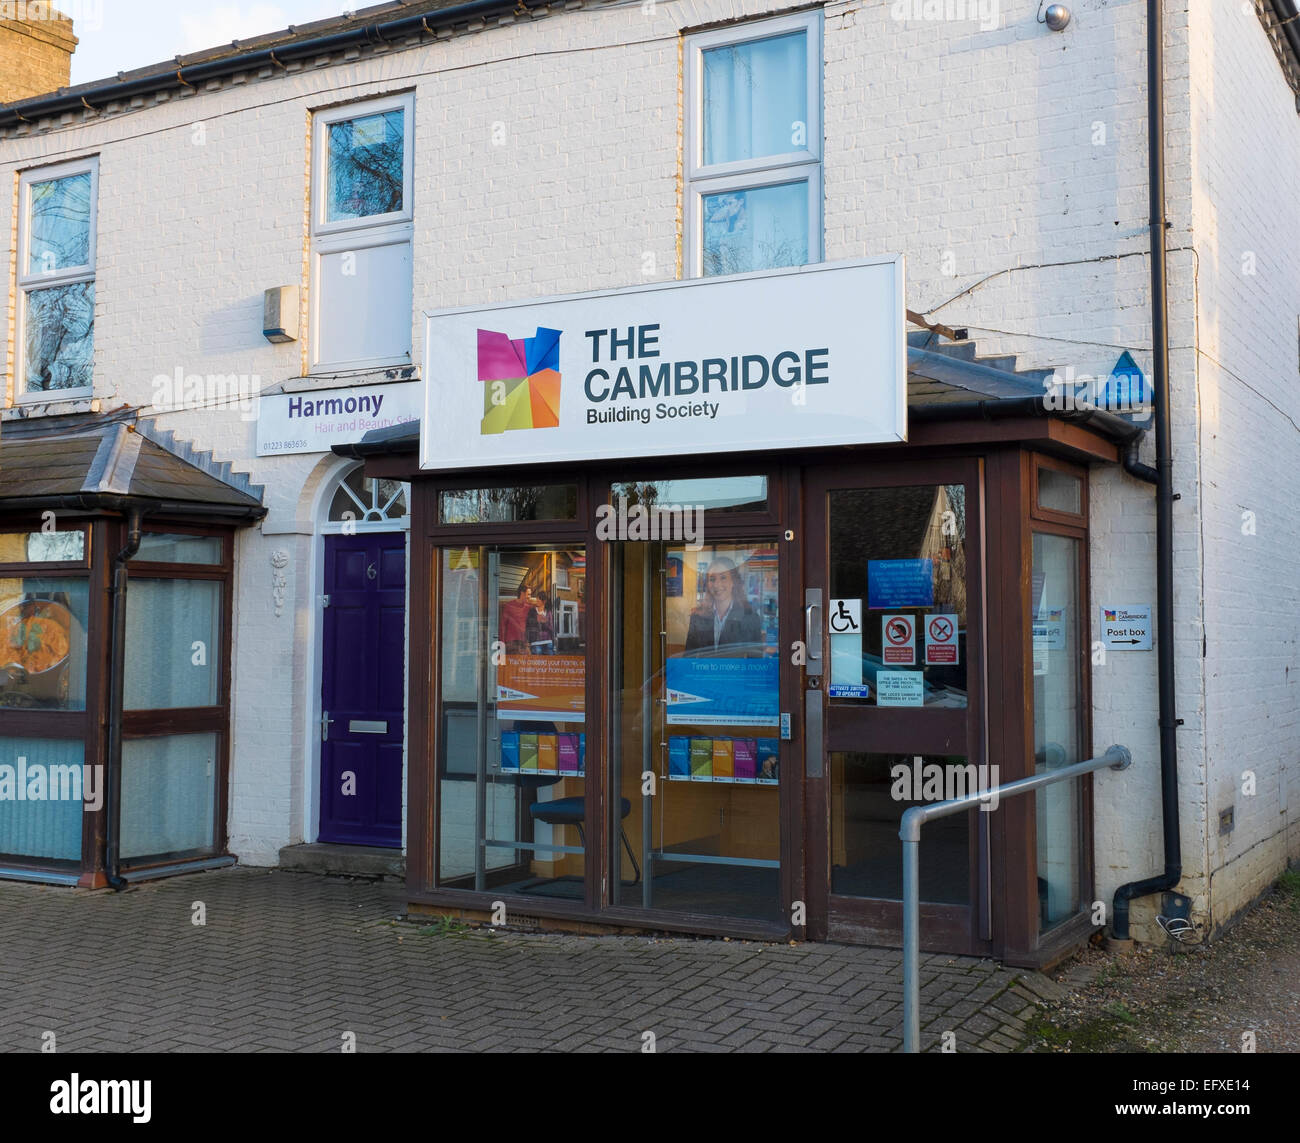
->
[105, 508, 147, 890]
[1268, 1, 1300, 79]
[1111, 0, 1181, 939]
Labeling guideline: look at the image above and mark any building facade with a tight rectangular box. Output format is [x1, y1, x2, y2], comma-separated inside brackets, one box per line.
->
[1, 0, 1298, 962]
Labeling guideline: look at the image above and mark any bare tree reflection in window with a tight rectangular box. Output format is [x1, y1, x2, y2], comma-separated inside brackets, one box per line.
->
[24, 282, 94, 392]
[29, 172, 92, 273]
[327, 110, 405, 222]
[702, 187, 806, 277]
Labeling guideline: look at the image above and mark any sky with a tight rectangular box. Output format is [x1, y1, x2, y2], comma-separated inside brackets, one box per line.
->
[67, 1, 362, 85]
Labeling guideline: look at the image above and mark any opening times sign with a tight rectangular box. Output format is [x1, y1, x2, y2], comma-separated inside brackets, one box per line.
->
[420, 258, 907, 470]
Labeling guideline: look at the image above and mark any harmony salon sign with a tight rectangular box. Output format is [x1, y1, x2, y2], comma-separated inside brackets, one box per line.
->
[256, 380, 422, 456]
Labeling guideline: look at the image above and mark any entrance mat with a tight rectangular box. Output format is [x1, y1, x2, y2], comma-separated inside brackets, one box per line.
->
[506, 874, 585, 900]
[831, 838, 969, 904]
[642, 862, 783, 923]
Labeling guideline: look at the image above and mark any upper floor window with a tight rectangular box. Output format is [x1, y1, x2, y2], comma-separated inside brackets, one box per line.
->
[310, 93, 414, 372]
[684, 13, 822, 278]
[16, 157, 98, 400]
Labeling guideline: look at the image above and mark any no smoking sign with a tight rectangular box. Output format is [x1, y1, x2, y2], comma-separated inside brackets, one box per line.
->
[925, 613, 959, 666]
[881, 614, 916, 665]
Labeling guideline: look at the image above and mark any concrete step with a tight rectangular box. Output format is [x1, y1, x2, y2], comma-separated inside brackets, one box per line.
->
[279, 842, 405, 879]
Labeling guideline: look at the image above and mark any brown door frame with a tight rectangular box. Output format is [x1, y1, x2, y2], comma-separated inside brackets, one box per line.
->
[801, 453, 990, 954]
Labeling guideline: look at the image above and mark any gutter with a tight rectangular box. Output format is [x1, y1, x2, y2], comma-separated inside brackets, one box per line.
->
[331, 420, 421, 458]
[0, 0, 542, 128]
[1111, 0, 1181, 942]
[907, 395, 1145, 444]
[0, 493, 265, 523]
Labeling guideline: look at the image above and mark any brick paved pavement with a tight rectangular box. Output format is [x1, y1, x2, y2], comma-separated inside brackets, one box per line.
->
[0, 867, 1049, 1052]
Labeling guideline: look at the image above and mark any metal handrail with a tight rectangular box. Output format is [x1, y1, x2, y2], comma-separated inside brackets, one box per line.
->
[900, 744, 1133, 1053]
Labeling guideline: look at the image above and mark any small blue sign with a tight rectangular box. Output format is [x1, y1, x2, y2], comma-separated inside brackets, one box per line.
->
[868, 559, 934, 609]
[828, 683, 871, 699]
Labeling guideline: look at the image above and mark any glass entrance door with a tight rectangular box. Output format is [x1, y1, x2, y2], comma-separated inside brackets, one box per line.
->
[804, 459, 987, 951]
[609, 538, 784, 923]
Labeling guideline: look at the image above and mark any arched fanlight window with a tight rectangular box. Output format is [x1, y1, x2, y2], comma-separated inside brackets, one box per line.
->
[326, 464, 409, 527]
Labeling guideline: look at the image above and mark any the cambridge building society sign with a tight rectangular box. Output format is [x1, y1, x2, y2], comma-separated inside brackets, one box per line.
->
[419, 257, 907, 470]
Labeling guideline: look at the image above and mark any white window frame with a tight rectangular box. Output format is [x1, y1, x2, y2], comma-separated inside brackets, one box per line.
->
[15, 156, 99, 403]
[309, 92, 415, 372]
[557, 600, 578, 639]
[683, 12, 823, 279]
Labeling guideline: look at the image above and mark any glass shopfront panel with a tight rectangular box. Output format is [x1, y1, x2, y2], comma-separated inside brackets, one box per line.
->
[437, 545, 587, 897]
[826, 485, 968, 708]
[610, 477, 768, 515]
[830, 752, 970, 904]
[611, 539, 782, 921]
[440, 485, 578, 524]
[1032, 532, 1085, 931]
[1037, 468, 1082, 516]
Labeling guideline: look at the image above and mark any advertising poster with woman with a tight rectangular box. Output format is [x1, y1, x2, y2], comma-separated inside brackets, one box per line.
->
[664, 546, 779, 727]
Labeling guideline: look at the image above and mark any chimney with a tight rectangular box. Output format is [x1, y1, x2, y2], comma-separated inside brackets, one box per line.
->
[0, 3, 77, 105]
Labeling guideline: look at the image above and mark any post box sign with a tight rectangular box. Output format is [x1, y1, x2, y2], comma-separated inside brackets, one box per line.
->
[420, 257, 907, 470]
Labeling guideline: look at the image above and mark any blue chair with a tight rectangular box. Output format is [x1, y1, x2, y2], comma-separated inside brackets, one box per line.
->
[521, 775, 641, 885]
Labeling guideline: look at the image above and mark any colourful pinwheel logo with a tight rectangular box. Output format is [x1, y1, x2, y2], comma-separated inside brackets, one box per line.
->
[477, 326, 561, 434]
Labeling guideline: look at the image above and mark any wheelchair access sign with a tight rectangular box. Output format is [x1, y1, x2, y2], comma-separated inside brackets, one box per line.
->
[829, 599, 862, 634]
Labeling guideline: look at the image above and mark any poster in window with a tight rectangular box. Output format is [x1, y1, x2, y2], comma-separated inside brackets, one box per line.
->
[495, 549, 585, 722]
[664, 546, 779, 727]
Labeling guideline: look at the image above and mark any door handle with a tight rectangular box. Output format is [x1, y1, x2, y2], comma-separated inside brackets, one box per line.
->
[804, 588, 823, 675]
[320, 711, 334, 742]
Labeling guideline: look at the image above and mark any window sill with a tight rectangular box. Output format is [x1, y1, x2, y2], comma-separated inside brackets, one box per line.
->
[3, 394, 99, 420]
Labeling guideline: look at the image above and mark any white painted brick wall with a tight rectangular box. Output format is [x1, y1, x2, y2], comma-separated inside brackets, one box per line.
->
[1184, 0, 1300, 930]
[0, 0, 1292, 941]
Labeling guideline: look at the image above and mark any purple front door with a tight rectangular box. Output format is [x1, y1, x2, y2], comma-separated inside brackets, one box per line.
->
[319, 532, 406, 847]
